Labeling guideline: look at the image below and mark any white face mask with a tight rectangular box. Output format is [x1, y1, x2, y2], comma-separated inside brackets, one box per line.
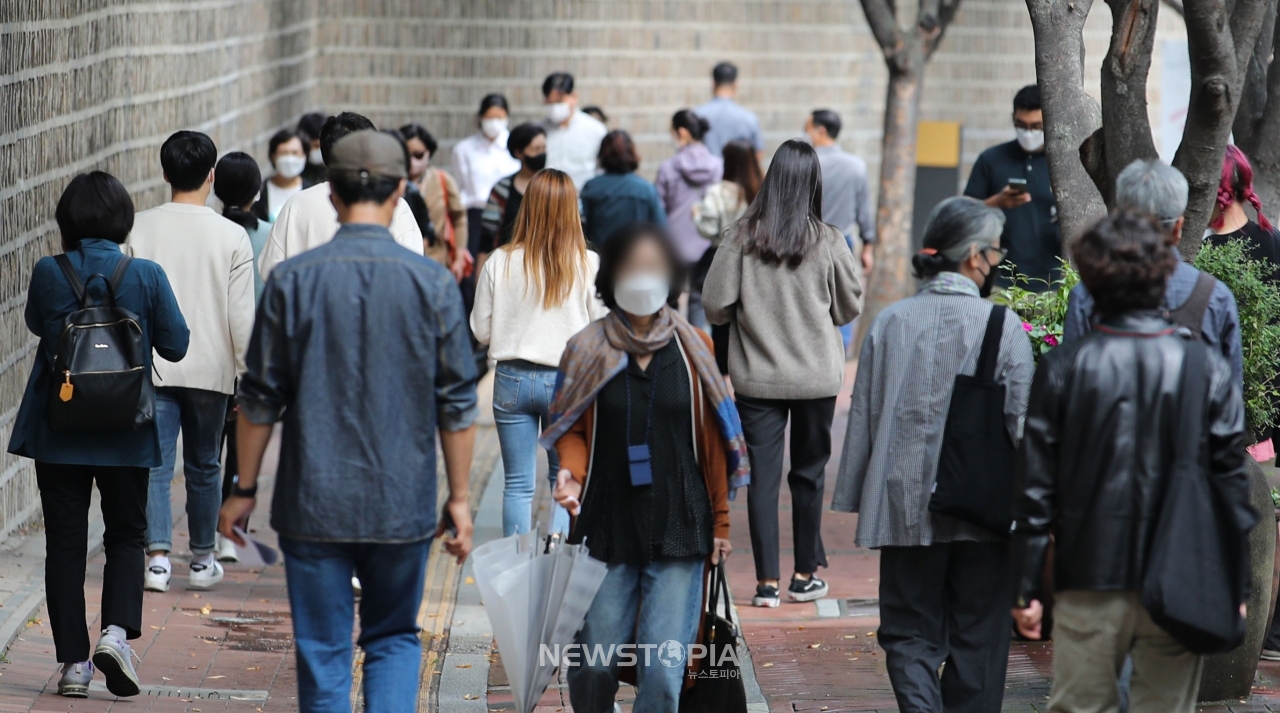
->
[410, 155, 429, 179]
[547, 102, 573, 125]
[308, 147, 324, 166]
[614, 274, 670, 317]
[274, 154, 307, 179]
[1015, 128, 1045, 153]
[481, 118, 508, 140]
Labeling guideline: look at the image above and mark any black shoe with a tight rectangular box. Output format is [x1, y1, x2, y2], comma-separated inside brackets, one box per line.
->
[788, 575, 829, 602]
[752, 584, 780, 608]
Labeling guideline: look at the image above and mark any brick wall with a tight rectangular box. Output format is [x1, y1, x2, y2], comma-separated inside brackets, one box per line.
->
[0, 0, 1184, 537]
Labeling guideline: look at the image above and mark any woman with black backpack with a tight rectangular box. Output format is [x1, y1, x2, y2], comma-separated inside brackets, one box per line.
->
[8, 172, 189, 699]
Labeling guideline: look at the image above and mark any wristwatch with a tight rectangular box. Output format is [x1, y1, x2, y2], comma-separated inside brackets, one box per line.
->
[231, 480, 258, 498]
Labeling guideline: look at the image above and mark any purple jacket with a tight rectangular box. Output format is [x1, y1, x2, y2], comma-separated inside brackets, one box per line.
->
[656, 143, 723, 264]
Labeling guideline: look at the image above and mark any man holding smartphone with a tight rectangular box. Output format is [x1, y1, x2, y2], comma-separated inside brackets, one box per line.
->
[964, 84, 1062, 291]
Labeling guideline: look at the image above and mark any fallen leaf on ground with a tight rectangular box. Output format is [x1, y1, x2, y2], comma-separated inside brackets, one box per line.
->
[456, 664, 471, 669]
[192, 594, 201, 599]
[246, 667, 261, 671]
[465, 577, 475, 584]
[208, 675, 225, 680]
[809, 643, 822, 649]
[162, 677, 171, 681]
[463, 694, 479, 700]
[200, 605, 212, 615]
[843, 635, 857, 639]
[761, 662, 773, 668]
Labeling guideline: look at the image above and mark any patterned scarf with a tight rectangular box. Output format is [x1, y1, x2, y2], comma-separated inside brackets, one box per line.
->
[539, 307, 751, 499]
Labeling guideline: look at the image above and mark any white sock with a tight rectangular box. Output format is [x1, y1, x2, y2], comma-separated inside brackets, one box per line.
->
[191, 552, 214, 567]
[148, 555, 170, 572]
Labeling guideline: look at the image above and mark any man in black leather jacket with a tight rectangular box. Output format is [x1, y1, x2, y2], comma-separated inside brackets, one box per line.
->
[1009, 210, 1254, 713]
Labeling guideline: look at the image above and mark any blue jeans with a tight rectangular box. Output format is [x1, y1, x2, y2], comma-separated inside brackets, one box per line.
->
[567, 557, 704, 713]
[493, 361, 568, 537]
[146, 387, 227, 555]
[281, 537, 431, 713]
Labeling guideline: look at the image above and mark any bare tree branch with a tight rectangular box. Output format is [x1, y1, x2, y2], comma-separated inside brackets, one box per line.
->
[861, 0, 910, 71]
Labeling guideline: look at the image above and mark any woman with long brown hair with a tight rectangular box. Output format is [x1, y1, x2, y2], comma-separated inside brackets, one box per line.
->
[471, 169, 608, 536]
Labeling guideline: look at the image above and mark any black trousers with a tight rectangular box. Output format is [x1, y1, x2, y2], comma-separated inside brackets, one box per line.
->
[879, 542, 1012, 713]
[36, 461, 148, 663]
[737, 394, 836, 581]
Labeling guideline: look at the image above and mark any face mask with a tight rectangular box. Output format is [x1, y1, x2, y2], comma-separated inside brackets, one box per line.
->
[1015, 128, 1045, 153]
[614, 273, 670, 317]
[547, 102, 573, 124]
[979, 251, 1000, 298]
[308, 147, 324, 166]
[524, 153, 547, 172]
[481, 118, 508, 140]
[410, 155, 429, 178]
[274, 154, 306, 179]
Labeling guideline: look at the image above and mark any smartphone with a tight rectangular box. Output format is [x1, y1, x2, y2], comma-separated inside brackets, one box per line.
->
[439, 506, 458, 538]
[1007, 177, 1028, 195]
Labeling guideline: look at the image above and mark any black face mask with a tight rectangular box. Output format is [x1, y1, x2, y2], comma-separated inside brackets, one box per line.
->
[525, 153, 547, 172]
[978, 252, 999, 298]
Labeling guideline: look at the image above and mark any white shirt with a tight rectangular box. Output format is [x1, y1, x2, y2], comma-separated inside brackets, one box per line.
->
[265, 180, 302, 221]
[470, 247, 608, 367]
[451, 131, 521, 210]
[125, 203, 256, 394]
[544, 111, 608, 190]
[258, 182, 424, 279]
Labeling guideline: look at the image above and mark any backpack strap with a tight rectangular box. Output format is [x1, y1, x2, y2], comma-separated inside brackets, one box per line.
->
[108, 255, 132, 294]
[54, 254, 88, 306]
[976, 305, 1006, 382]
[1168, 271, 1216, 338]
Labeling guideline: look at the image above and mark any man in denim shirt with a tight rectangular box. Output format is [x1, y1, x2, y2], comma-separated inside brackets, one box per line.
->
[219, 131, 479, 713]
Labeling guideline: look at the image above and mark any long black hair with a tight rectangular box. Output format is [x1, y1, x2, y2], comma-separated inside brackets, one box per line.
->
[736, 139, 823, 267]
[214, 152, 263, 232]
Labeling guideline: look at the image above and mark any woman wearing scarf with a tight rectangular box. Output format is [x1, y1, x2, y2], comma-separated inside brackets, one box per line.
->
[542, 222, 749, 713]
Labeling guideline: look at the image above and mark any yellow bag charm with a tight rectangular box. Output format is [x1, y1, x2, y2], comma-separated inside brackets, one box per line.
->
[59, 373, 73, 402]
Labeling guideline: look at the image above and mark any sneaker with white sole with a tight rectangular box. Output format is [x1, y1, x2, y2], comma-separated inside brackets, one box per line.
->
[57, 661, 93, 698]
[1263, 648, 1280, 661]
[788, 575, 829, 602]
[215, 535, 239, 563]
[188, 559, 224, 590]
[92, 626, 140, 697]
[752, 584, 781, 608]
[143, 563, 171, 592]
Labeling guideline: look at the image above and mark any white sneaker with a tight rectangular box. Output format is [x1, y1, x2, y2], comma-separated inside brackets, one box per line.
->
[144, 562, 171, 592]
[188, 559, 224, 590]
[216, 535, 239, 563]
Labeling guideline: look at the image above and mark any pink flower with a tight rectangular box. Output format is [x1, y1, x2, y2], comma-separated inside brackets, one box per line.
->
[1022, 322, 1034, 332]
[1044, 334, 1059, 347]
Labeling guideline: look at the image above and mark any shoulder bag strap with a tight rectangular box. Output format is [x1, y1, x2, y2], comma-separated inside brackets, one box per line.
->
[1168, 272, 1216, 337]
[976, 305, 1006, 382]
[1175, 341, 1209, 465]
[54, 254, 88, 306]
[437, 170, 456, 248]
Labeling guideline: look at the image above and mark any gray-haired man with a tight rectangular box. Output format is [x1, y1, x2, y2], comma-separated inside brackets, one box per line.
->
[1062, 159, 1243, 386]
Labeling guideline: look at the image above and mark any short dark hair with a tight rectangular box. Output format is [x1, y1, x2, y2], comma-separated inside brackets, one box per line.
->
[297, 112, 329, 143]
[1013, 84, 1041, 113]
[478, 93, 509, 116]
[398, 123, 438, 155]
[507, 122, 546, 159]
[811, 109, 841, 140]
[56, 171, 135, 251]
[582, 106, 608, 124]
[595, 222, 686, 310]
[320, 112, 376, 167]
[712, 62, 738, 87]
[1073, 209, 1176, 318]
[268, 129, 304, 158]
[542, 72, 575, 97]
[672, 109, 710, 142]
[329, 173, 403, 206]
[598, 130, 640, 174]
[160, 131, 217, 192]
[214, 152, 263, 232]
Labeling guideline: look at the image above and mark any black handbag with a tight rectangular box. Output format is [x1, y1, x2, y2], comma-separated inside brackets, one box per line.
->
[928, 305, 1016, 535]
[1141, 342, 1252, 654]
[679, 562, 748, 713]
[46, 254, 154, 433]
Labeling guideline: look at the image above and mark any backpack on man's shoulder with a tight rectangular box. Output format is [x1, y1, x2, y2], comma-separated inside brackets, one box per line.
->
[46, 254, 154, 432]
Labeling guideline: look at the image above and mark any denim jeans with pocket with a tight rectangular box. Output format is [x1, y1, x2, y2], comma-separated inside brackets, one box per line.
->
[281, 537, 431, 713]
[146, 387, 227, 555]
[567, 556, 705, 713]
[493, 360, 569, 537]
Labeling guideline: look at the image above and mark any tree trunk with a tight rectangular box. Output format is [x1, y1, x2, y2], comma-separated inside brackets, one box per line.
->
[858, 63, 924, 345]
[1026, 0, 1108, 241]
[1096, 0, 1161, 203]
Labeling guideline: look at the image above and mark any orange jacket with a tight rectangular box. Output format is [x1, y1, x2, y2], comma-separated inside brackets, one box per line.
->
[554, 330, 731, 540]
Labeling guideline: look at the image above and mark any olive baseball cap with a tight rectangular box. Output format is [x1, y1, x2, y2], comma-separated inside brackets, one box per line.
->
[327, 131, 407, 181]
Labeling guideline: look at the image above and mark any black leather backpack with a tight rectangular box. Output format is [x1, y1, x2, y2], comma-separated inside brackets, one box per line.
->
[46, 254, 154, 432]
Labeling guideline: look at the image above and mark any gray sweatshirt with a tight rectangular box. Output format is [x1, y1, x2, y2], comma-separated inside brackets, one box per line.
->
[703, 223, 862, 399]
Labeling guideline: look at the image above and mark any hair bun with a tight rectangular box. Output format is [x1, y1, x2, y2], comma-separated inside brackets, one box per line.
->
[911, 252, 949, 277]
